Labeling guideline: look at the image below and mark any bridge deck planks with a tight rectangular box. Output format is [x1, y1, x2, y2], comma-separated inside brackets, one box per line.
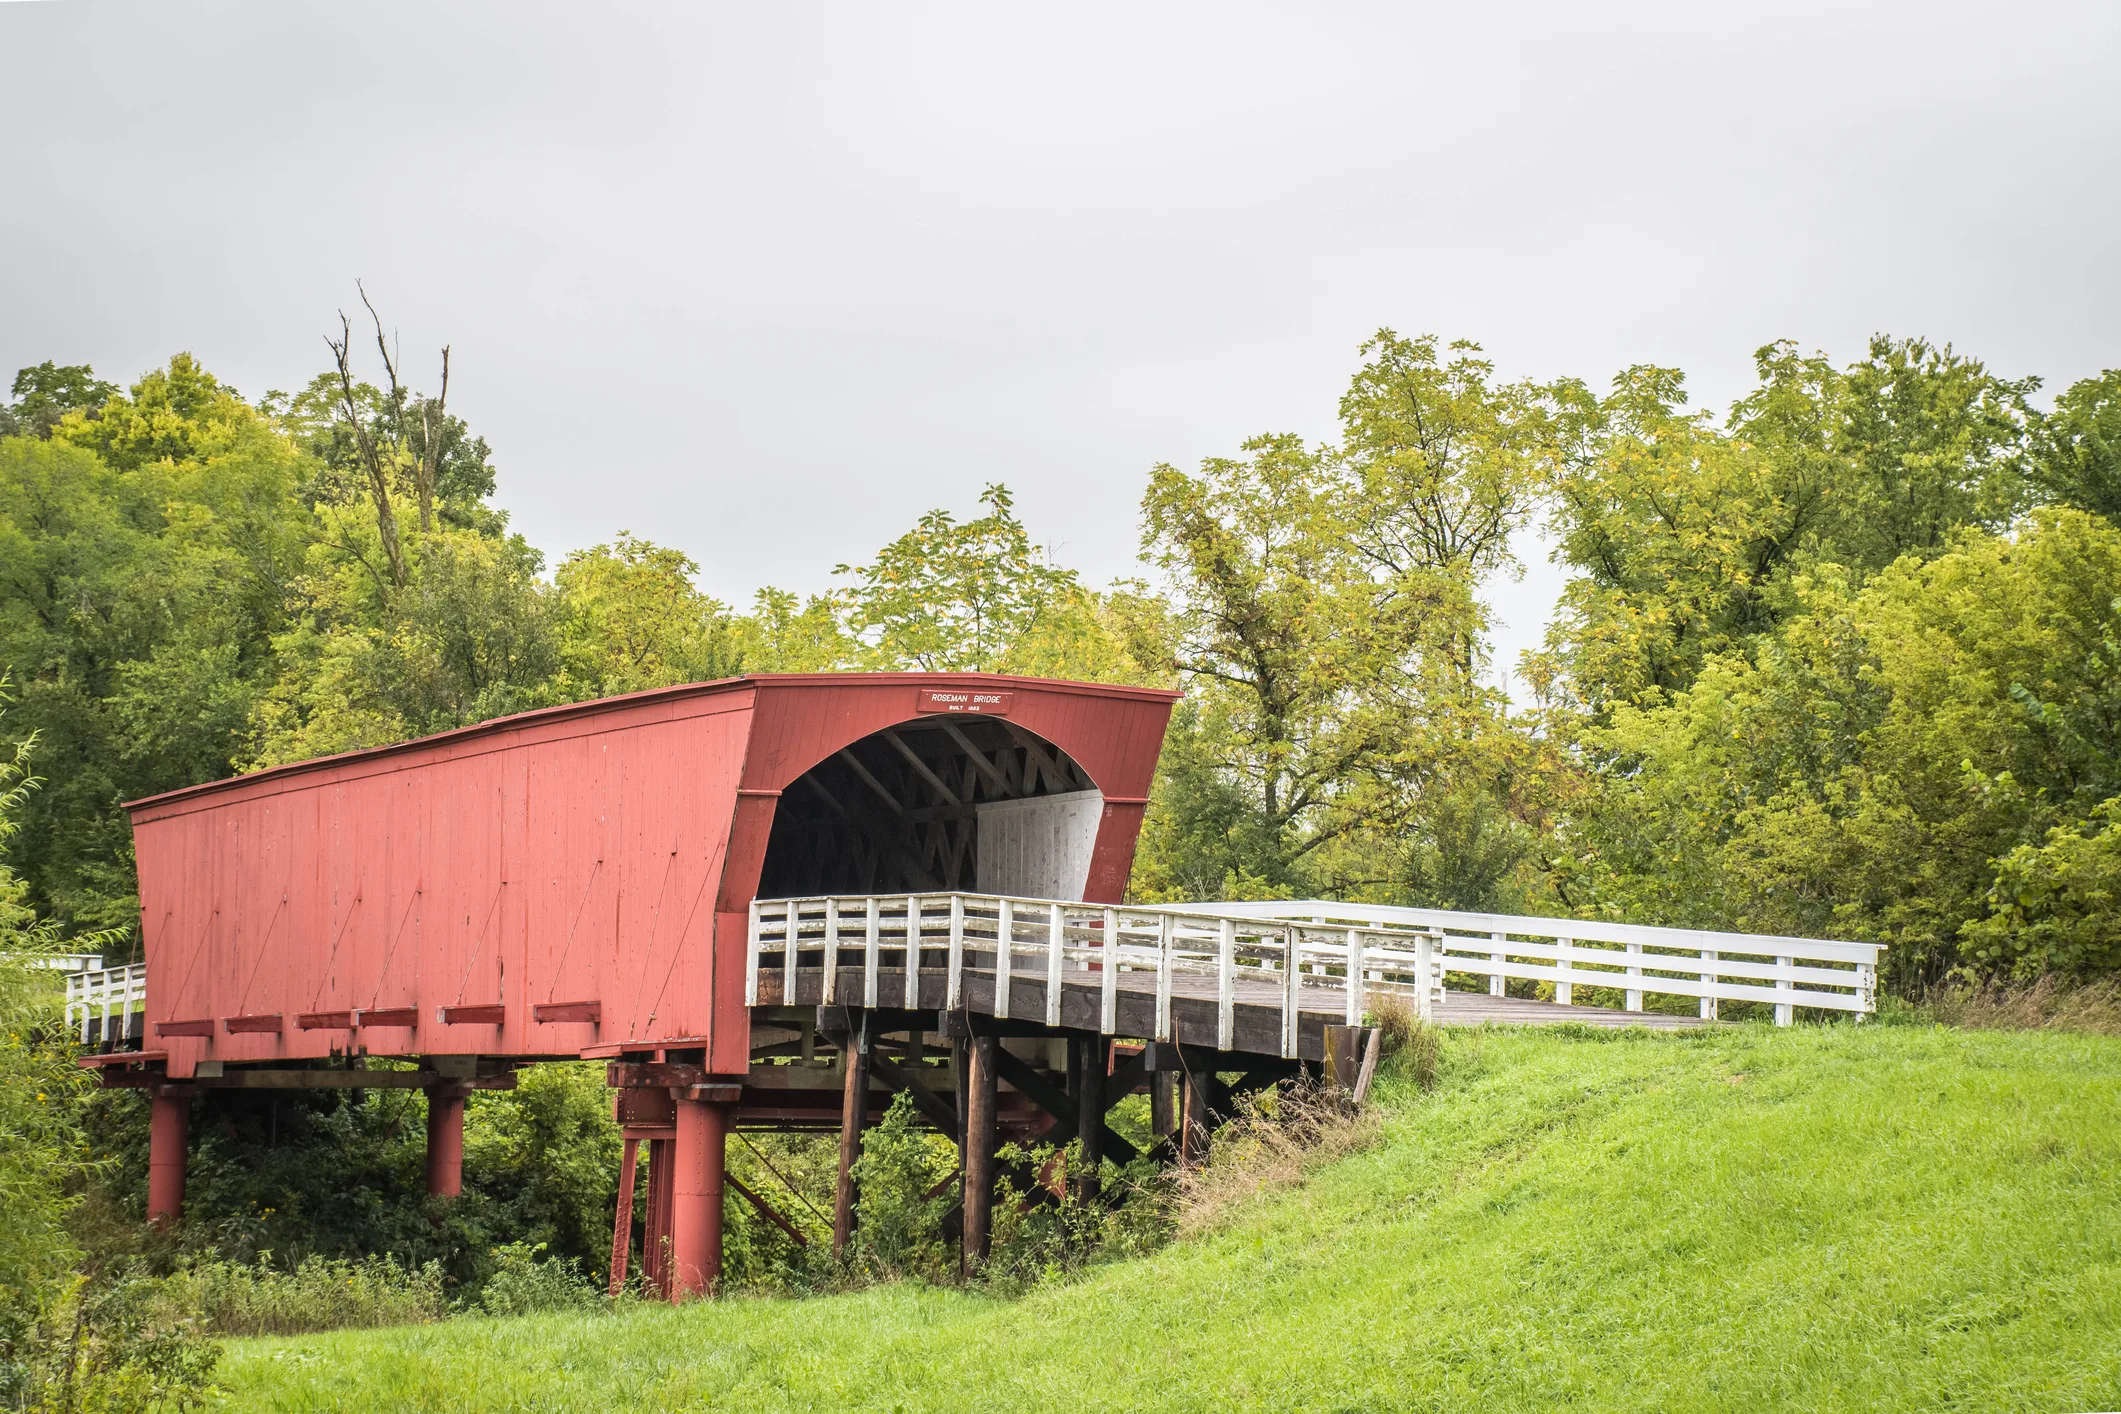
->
[761, 959, 1703, 1064]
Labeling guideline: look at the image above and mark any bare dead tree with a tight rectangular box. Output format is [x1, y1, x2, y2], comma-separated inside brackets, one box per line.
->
[324, 284, 456, 593]
[326, 309, 408, 592]
[355, 282, 450, 533]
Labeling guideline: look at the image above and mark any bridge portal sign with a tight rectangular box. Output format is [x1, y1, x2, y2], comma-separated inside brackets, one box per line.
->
[916, 687, 1014, 716]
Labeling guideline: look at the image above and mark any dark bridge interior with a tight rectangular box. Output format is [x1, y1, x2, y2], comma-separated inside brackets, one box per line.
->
[755, 716, 1096, 898]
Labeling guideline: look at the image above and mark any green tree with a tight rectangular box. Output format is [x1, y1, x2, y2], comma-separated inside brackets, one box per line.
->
[836, 484, 1082, 673]
[554, 533, 743, 694]
[1337, 330, 1547, 681]
[0, 361, 117, 441]
[1544, 337, 2038, 720]
[1, 363, 311, 931]
[1138, 334, 1537, 904]
[0, 692, 98, 1401]
[247, 526, 563, 768]
[1142, 434, 1443, 890]
[2032, 369, 2121, 521]
[729, 587, 858, 673]
[1561, 510, 2121, 985]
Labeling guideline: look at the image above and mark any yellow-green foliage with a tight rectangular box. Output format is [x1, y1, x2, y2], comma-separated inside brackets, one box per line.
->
[1569, 509, 2121, 983]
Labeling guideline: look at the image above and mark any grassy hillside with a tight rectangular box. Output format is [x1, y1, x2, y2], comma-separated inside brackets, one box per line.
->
[221, 1023, 2121, 1412]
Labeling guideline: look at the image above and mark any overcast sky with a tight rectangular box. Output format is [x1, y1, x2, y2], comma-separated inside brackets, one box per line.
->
[5, 0, 2118, 689]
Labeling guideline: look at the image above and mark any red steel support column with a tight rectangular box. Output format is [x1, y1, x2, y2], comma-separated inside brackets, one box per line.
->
[147, 1086, 190, 1229]
[608, 1136, 640, 1296]
[644, 1138, 675, 1296]
[669, 1094, 730, 1300]
[425, 1086, 466, 1200]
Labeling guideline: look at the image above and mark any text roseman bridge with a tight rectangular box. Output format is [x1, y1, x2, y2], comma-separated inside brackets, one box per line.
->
[75, 673, 1881, 1296]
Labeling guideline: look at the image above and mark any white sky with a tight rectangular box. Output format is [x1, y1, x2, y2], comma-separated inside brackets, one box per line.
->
[4, 1, 2117, 694]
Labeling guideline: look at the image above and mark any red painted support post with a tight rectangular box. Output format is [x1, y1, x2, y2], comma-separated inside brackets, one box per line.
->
[608, 1136, 639, 1296]
[644, 1138, 674, 1296]
[669, 1094, 730, 1299]
[147, 1086, 189, 1228]
[425, 1086, 466, 1201]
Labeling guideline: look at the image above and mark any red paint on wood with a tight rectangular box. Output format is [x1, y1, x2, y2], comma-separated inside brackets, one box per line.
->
[355, 1007, 418, 1029]
[222, 1014, 283, 1034]
[124, 675, 1177, 1078]
[78, 1050, 169, 1068]
[532, 1001, 601, 1024]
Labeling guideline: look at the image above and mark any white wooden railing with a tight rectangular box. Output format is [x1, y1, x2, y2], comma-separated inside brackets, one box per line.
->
[748, 894, 1882, 1048]
[65, 963, 147, 1044]
[747, 892, 1444, 1059]
[1191, 901, 1882, 1024]
[3, 951, 104, 972]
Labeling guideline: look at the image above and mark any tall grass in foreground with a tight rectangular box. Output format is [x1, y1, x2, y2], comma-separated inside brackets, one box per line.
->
[218, 1022, 2121, 1413]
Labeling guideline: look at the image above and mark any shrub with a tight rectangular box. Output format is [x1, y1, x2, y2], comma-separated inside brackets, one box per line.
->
[163, 1253, 448, 1337]
[847, 1094, 959, 1282]
[472, 1243, 599, 1318]
[10, 1268, 220, 1413]
[1368, 989, 1441, 1091]
[977, 1145, 1171, 1292]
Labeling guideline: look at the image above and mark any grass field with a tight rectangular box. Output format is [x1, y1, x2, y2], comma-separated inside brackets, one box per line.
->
[220, 1022, 2121, 1412]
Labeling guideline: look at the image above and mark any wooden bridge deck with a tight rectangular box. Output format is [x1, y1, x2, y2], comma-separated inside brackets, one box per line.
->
[759, 958, 1699, 1067]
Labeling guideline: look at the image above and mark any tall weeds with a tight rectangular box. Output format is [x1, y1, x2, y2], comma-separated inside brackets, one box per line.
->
[1172, 1079, 1379, 1239]
[1922, 975, 2121, 1035]
[160, 1255, 448, 1337]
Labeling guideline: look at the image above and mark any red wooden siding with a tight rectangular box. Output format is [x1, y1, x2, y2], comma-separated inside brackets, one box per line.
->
[126, 675, 1177, 1079]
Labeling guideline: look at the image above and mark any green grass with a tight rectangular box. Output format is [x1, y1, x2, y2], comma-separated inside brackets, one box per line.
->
[220, 1023, 2121, 1412]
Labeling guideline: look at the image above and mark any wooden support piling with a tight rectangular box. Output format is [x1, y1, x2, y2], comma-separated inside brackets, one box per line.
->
[1074, 1035, 1104, 1202]
[833, 1018, 870, 1259]
[962, 1035, 998, 1268]
[1324, 1024, 1363, 1096]
[1180, 1068, 1210, 1168]
[1151, 1069, 1177, 1145]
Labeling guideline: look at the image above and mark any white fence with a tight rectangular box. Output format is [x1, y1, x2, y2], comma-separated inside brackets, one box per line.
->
[748, 894, 1882, 1050]
[2, 951, 103, 972]
[65, 963, 147, 1044]
[748, 892, 1445, 1059]
[1193, 901, 1882, 1025]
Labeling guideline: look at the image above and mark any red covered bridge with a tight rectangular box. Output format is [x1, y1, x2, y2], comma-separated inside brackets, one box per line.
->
[83, 670, 1880, 1297]
[103, 673, 1175, 1292]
